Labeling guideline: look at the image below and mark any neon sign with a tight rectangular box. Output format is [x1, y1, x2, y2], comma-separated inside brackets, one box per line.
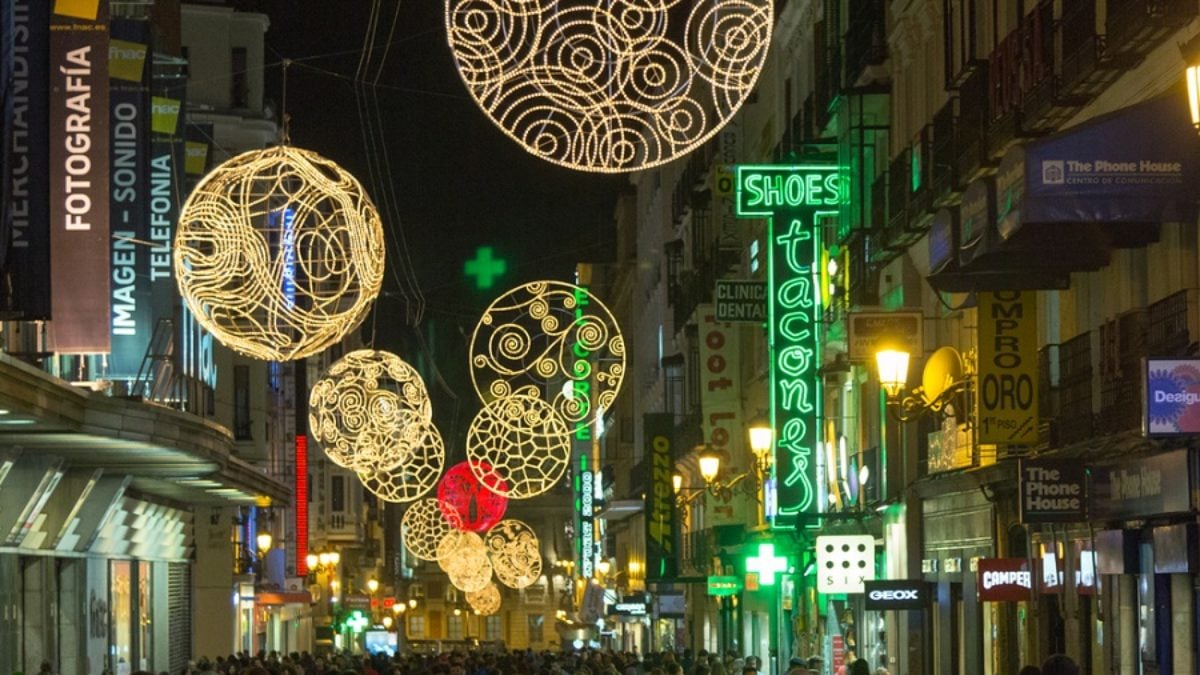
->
[735, 164, 840, 529]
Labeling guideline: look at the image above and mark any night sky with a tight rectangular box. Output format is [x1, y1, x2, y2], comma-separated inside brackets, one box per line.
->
[228, 0, 625, 444]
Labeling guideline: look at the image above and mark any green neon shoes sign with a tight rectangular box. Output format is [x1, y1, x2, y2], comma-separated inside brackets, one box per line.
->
[735, 164, 840, 529]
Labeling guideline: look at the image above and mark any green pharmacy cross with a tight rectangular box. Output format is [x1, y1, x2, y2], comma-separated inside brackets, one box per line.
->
[346, 610, 369, 633]
[746, 543, 788, 586]
[465, 246, 507, 290]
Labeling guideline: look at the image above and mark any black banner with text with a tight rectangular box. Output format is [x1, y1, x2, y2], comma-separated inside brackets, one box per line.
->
[644, 413, 678, 581]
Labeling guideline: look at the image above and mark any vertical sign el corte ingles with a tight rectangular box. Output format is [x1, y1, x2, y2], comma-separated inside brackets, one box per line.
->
[50, 0, 110, 352]
[644, 413, 677, 581]
[977, 291, 1038, 444]
[735, 164, 840, 529]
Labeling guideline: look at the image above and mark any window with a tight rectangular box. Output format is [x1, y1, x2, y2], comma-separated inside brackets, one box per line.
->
[233, 365, 251, 440]
[231, 46, 248, 107]
[408, 615, 425, 638]
[485, 616, 502, 641]
[527, 614, 544, 643]
[448, 614, 464, 640]
[330, 475, 345, 513]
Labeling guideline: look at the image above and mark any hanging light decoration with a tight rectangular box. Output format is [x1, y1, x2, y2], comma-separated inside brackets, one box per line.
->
[358, 422, 446, 503]
[437, 530, 494, 593]
[309, 349, 432, 472]
[445, 0, 773, 173]
[174, 145, 386, 361]
[466, 582, 502, 616]
[485, 519, 542, 590]
[437, 461, 509, 533]
[402, 498, 463, 561]
[470, 281, 624, 429]
[466, 395, 570, 499]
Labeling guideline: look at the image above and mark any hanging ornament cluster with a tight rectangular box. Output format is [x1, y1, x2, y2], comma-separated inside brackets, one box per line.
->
[437, 530, 495, 593]
[467, 582, 502, 616]
[445, 0, 773, 173]
[466, 281, 624, 497]
[437, 461, 509, 533]
[175, 145, 386, 361]
[402, 498, 463, 562]
[485, 518, 542, 590]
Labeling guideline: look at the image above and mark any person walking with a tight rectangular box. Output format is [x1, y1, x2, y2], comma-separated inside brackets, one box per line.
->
[1040, 655, 1078, 675]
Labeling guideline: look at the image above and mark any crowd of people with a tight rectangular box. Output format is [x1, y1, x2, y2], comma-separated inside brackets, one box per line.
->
[35, 646, 1080, 675]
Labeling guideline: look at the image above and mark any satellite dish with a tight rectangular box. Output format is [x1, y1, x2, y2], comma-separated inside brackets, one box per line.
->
[922, 347, 965, 402]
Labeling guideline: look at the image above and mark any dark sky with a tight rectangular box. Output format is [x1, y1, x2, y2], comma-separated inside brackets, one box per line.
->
[227, 0, 625, 445]
[232, 0, 624, 329]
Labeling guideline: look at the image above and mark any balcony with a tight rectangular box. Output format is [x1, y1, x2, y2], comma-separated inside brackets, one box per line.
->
[844, 0, 887, 86]
[1056, 331, 1093, 445]
[955, 65, 991, 182]
[868, 173, 897, 265]
[1106, 0, 1197, 59]
[1146, 289, 1199, 357]
[1097, 310, 1147, 435]
[1058, 0, 1129, 99]
[930, 99, 960, 205]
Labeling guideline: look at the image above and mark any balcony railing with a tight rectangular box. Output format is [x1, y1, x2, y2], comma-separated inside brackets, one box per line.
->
[1146, 289, 1198, 357]
[1057, 331, 1093, 445]
[1106, 0, 1197, 58]
[844, 0, 887, 85]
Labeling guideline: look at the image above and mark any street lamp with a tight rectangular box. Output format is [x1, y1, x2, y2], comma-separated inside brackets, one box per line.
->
[874, 349, 910, 398]
[256, 532, 273, 555]
[875, 346, 973, 421]
[367, 578, 380, 594]
[746, 414, 774, 473]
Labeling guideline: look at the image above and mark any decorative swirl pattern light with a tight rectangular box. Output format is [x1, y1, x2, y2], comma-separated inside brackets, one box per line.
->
[438, 530, 494, 593]
[437, 461, 509, 533]
[467, 583, 502, 616]
[445, 0, 773, 173]
[174, 145, 385, 360]
[402, 498, 463, 561]
[466, 395, 571, 499]
[470, 281, 624, 427]
[485, 519, 542, 590]
[309, 350, 432, 472]
[358, 422, 445, 503]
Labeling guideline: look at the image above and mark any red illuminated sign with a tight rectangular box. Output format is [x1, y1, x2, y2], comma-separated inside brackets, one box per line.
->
[977, 558, 1033, 602]
[295, 434, 308, 576]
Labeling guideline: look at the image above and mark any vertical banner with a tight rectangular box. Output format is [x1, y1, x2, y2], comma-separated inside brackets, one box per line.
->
[148, 53, 184, 324]
[575, 454, 596, 579]
[49, 0, 110, 352]
[644, 412, 678, 581]
[2, 0, 52, 318]
[698, 304, 750, 525]
[735, 164, 841, 529]
[570, 283, 599, 579]
[977, 291, 1039, 444]
[107, 18, 151, 379]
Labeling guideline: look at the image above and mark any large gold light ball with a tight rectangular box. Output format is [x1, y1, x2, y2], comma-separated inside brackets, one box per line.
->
[470, 281, 624, 427]
[310, 350, 432, 472]
[358, 422, 445, 503]
[466, 583, 502, 616]
[466, 395, 570, 499]
[445, 0, 773, 173]
[485, 519, 542, 590]
[174, 145, 385, 361]
[402, 498, 463, 561]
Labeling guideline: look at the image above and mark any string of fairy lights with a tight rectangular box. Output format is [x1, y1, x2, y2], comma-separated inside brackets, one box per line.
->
[172, 0, 770, 619]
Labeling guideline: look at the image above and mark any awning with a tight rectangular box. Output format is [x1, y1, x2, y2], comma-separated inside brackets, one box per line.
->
[999, 91, 1198, 248]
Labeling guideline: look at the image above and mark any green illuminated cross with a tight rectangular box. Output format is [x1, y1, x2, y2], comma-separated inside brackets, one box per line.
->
[346, 610, 369, 633]
[746, 543, 788, 586]
[465, 246, 507, 290]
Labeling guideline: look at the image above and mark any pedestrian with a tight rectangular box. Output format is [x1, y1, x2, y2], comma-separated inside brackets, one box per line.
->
[1040, 655, 1078, 675]
[848, 660, 870, 675]
[785, 657, 809, 675]
[1018, 666, 1040, 675]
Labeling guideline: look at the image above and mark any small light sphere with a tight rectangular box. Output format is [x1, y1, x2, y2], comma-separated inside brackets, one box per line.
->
[309, 350, 432, 472]
[437, 461, 509, 533]
[358, 422, 445, 503]
[402, 498, 464, 561]
[485, 519, 542, 590]
[466, 582, 502, 616]
[438, 530, 494, 593]
[174, 145, 385, 361]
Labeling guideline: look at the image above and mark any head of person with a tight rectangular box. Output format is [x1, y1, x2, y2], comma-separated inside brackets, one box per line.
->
[1041, 655, 1078, 675]
[741, 667, 756, 675]
[1017, 667, 1040, 675]
[848, 660, 871, 675]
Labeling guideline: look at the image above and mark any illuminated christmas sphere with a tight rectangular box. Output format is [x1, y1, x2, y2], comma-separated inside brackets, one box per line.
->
[466, 395, 570, 499]
[174, 145, 386, 361]
[470, 281, 624, 427]
[438, 530, 494, 593]
[358, 422, 446, 503]
[402, 498, 463, 561]
[445, 0, 773, 173]
[485, 519, 542, 590]
[466, 582, 502, 616]
[437, 461, 509, 533]
[309, 350, 432, 472]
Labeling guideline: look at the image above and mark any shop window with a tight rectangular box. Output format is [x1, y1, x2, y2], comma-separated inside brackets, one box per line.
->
[485, 616, 502, 641]
[528, 613, 544, 643]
